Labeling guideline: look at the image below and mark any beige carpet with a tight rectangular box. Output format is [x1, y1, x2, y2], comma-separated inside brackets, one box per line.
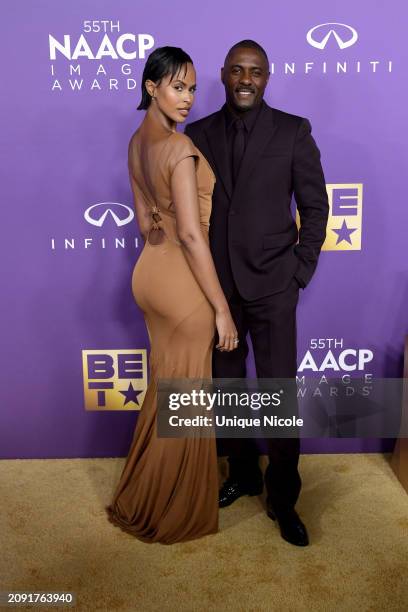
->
[1, 453, 407, 611]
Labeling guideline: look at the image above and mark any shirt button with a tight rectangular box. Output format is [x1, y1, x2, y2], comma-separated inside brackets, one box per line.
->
[229, 209, 236, 215]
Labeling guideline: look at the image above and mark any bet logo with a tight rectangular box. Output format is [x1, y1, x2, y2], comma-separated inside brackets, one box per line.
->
[82, 349, 147, 410]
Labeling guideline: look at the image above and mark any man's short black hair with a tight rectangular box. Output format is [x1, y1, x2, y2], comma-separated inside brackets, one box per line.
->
[225, 40, 269, 67]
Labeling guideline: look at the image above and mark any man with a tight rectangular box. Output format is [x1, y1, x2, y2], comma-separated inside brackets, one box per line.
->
[185, 40, 329, 546]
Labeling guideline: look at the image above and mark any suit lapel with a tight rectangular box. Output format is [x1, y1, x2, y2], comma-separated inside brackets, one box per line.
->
[232, 102, 278, 201]
[204, 108, 233, 199]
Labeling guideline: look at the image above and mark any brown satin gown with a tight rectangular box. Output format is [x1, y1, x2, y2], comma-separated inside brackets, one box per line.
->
[105, 112, 219, 544]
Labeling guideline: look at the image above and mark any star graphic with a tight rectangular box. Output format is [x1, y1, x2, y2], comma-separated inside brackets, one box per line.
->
[119, 382, 144, 406]
[332, 219, 357, 245]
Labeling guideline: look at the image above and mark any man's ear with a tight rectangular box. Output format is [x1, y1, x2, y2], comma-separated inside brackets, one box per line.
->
[220, 67, 225, 84]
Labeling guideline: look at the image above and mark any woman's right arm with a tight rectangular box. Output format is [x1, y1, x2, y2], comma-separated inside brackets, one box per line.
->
[171, 156, 238, 352]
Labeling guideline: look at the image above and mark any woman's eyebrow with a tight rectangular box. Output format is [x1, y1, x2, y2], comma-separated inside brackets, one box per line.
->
[172, 79, 196, 87]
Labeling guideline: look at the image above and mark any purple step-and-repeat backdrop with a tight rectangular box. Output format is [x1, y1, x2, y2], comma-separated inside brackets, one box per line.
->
[1, 1, 407, 458]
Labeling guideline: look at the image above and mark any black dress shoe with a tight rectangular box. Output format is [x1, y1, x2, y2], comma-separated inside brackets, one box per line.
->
[267, 503, 309, 546]
[219, 478, 263, 508]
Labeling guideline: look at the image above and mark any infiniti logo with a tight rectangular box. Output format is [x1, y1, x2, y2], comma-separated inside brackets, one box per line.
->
[84, 202, 134, 227]
[306, 23, 358, 50]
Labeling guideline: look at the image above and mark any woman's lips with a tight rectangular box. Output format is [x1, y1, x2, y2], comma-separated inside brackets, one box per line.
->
[178, 109, 190, 116]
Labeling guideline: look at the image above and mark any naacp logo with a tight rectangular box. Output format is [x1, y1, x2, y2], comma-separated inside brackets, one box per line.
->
[306, 23, 358, 50]
[82, 349, 147, 410]
[298, 339, 373, 374]
[84, 202, 134, 227]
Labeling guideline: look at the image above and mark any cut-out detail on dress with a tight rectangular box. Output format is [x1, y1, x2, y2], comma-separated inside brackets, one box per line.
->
[146, 204, 184, 247]
[147, 205, 166, 245]
[151, 205, 162, 225]
[147, 226, 166, 245]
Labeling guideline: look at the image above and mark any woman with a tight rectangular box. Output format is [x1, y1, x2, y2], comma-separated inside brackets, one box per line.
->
[105, 46, 238, 544]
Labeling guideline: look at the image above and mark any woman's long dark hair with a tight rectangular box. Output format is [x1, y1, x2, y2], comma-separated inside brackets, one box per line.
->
[137, 46, 193, 110]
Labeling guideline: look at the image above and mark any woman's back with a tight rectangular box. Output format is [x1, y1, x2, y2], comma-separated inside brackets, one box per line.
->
[128, 113, 215, 242]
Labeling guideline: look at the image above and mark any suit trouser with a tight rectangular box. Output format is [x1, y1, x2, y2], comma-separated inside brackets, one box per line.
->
[213, 277, 301, 515]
